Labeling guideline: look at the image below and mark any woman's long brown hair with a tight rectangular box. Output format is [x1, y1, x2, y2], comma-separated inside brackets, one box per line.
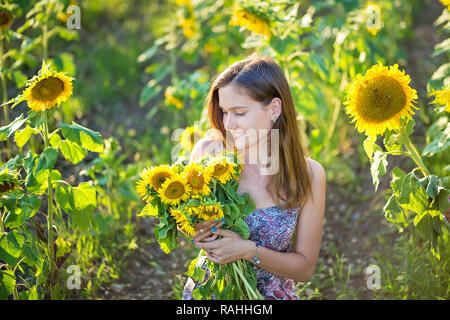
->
[205, 54, 312, 210]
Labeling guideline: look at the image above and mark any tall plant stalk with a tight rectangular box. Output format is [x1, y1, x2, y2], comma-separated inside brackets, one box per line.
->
[42, 111, 56, 295]
[0, 34, 11, 159]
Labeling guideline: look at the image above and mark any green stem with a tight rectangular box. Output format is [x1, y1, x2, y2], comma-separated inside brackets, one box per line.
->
[0, 208, 5, 233]
[232, 260, 262, 300]
[400, 127, 430, 177]
[0, 34, 11, 159]
[43, 111, 56, 294]
[42, 3, 51, 60]
[231, 262, 244, 298]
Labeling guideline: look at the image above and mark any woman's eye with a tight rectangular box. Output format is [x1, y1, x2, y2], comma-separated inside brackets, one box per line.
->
[222, 111, 245, 116]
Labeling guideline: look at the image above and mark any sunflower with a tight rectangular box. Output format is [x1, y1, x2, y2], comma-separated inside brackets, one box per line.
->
[430, 87, 450, 112]
[146, 164, 176, 190]
[159, 175, 192, 206]
[0, 7, 13, 32]
[22, 61, 73, 112]
[188, 203, 224, 222]
[135, 168, 154, 202]
[170, 208, 196, 236]
[182, 163, 212, 198]
[344, 62, 418, 138]
[208, 155, 238, 184]
[0, 167, 21, 195]
[439, 0, 450, 10]
[229, 9, 271, 40]
[180, 126, 204, 151]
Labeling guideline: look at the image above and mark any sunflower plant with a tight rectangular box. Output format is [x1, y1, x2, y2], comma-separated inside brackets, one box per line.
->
[0, 60, 103, 299]
[136, 151, 264, 299]
[344, 62, 450, 259]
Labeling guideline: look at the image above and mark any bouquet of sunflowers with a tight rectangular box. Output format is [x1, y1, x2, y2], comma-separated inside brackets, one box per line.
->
[136, 151, 264, 299]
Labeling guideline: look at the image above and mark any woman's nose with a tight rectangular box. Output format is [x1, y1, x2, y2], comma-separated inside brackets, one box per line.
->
[223, 113, 236, 130]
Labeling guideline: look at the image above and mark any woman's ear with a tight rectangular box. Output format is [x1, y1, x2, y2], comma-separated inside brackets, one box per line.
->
[270, 97, 282, 119]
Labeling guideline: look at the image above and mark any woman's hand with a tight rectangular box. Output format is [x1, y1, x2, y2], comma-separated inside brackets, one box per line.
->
[192, 219, 225, 242]
[193, 227, 256, 264]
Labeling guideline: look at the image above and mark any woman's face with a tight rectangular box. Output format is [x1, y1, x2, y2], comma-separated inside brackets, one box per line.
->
[218, 84, 281, 151]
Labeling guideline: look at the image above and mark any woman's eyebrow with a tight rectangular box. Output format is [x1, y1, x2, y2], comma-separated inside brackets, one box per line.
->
[218, 105, 248, 110]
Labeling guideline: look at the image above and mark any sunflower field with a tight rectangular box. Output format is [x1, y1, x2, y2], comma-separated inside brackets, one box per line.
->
[0, 0, 449, 301]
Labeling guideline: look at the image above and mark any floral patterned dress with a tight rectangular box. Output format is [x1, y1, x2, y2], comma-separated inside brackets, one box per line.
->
[182, 205, 301, 300]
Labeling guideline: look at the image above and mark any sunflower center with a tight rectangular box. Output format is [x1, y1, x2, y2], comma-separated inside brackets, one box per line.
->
[165, 181, 186, 199]
[0, 10, 12, 26]
[31, 76, 65, 102]
[187, 171, 204, 189]
[213, 164, 228, 176]
[152, 172, 172, 189]
[357, 76, 406, 123]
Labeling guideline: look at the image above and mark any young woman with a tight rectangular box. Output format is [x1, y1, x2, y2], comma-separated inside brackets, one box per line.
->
[182, 54, 326, 300]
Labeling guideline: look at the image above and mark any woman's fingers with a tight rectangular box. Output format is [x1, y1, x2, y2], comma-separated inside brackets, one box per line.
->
[193, 220, 225, 238]
[194, 220, 216, 232]
[194, 229, 214, 242]
[199, 234, 219, 242]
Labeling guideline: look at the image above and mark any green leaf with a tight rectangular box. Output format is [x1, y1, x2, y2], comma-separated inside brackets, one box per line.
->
[59, 140, 87, 164]
[18, 286, 39, 300]
[10, 70, 28, 88]
[35, 147, 58, 175]
[73, 182, 97, 210]
[363, 136, 376, 159]
[139, 79, 161, 107]
[20, 242, 41, 268]
[137, 43, 159, 63]
[437, 186, 450, 214]
[49, 131, 62, 148]
[383, 194, 407, 230]
[383, 130, 403, 154]
[14, 125, 39, 148]
[52, 52, 76, 76]
[432, 37, 450, 57]
[227, 202, 240, 220]
[232, 219, 250, 239]
[155, 227, 177, 254]
[137, 203, 159, 217]
[55, 182, 96, 232]
[396, 173, 429, 216]
[370, 150, 388, 191]
[56, 184, 75, 213]
[4, 194, 41, 229]
[0, 270, 16, 300]
[422, 123, 450, 157]
[28, 110, 46, 128]
[187, 256, 206, 283]
[0, 230, 24, 267]
[425, 175, 439, 199]
[0, 114, 27, 141]
[414, 210, 442, 259]
[60, 122, 103, 153]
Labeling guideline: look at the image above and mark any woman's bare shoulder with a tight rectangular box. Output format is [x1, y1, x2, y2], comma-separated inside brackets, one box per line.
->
[305, 157, 326, 184]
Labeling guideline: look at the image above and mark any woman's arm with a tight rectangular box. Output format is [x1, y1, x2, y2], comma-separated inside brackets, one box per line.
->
[194, 158, 326, 282]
